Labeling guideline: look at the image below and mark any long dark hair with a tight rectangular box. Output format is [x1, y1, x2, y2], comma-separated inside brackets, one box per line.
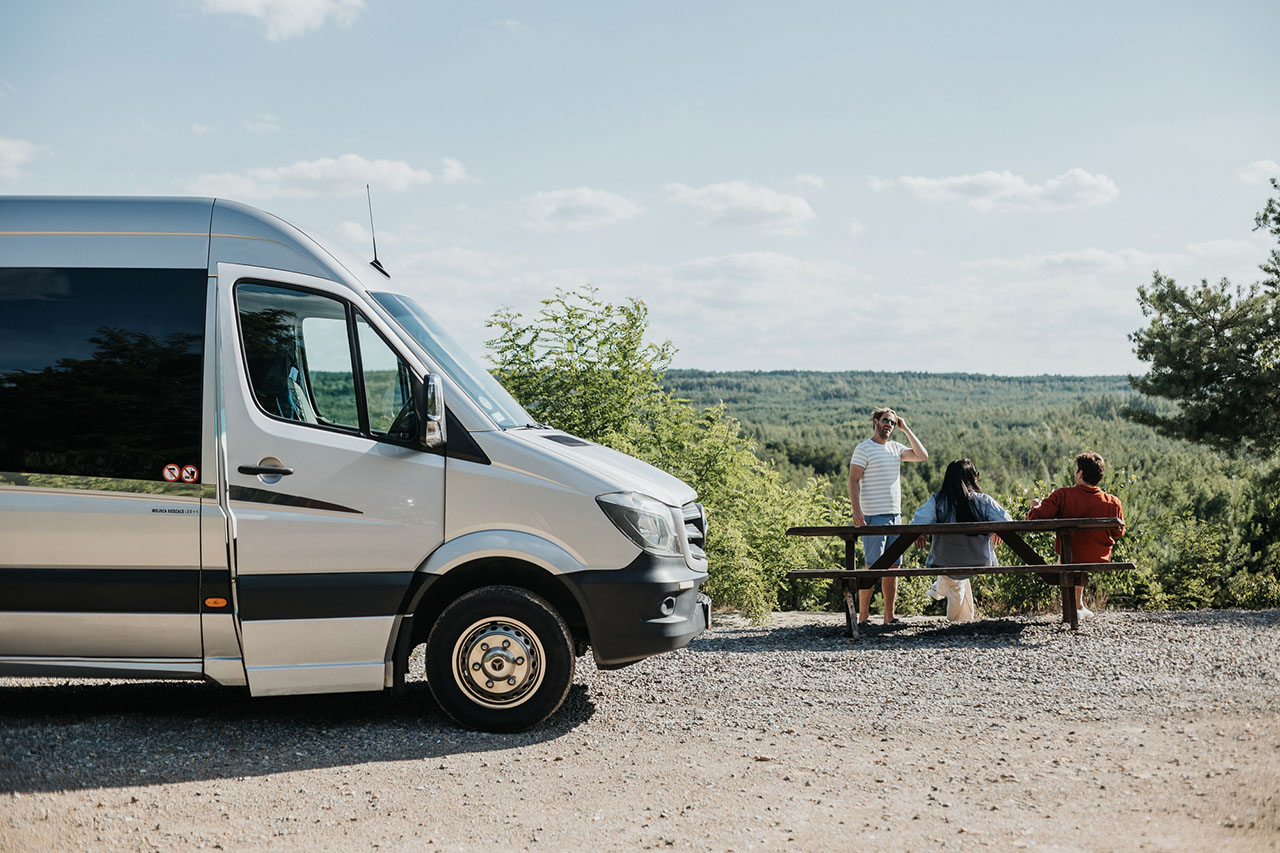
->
[936, 458, 983, 523]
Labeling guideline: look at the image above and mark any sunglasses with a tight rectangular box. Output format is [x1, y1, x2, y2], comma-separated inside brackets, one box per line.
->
[878, 417, 896, 426]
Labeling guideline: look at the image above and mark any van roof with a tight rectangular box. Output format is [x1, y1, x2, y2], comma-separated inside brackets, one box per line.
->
[0, 196, 350, 281]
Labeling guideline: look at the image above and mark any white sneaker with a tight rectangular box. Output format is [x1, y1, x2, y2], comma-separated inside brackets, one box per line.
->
[1077, 606, 1094, 619]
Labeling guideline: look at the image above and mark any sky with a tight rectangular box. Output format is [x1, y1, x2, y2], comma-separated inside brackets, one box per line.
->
[2, 1, 1277, 376]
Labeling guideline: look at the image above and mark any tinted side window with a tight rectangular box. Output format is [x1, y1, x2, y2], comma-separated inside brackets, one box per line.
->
[237, 283, 360, 431]
[237, 283, 419, 444]
[0, 267, 206, 481]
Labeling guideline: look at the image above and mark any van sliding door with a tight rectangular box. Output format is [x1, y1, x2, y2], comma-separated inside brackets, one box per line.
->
[0, 267, 205, 675]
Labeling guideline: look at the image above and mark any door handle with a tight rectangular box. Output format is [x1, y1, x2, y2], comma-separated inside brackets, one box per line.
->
[237, 464, 295, 476]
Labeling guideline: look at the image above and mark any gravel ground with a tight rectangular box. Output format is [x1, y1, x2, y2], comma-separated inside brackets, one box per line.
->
[2, 609, 1278, 851]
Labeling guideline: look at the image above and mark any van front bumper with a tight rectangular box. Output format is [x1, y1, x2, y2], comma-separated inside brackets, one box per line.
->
[565, 554, 710, 669]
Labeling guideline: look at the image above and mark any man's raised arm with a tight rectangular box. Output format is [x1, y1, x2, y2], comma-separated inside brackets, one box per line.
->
[898, 417, 928, 462]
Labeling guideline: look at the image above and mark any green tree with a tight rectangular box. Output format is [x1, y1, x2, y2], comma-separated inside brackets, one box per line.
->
[1126, 181, 1280, 454]
[1124, 181, 1280, 607]
[486, 288, 673, 442]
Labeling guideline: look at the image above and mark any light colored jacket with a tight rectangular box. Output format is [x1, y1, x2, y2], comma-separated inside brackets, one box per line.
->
[911, 492, 1012, 574]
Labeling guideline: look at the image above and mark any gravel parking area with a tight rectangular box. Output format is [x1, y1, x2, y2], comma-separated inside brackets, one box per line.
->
[2, 609, 1278, 851]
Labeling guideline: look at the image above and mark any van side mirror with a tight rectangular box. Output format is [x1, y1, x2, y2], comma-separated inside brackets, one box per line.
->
[417, 373, 447, 449]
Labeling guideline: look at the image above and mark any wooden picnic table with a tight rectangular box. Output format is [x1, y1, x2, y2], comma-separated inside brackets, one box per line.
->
[786, 518, 1131, 638]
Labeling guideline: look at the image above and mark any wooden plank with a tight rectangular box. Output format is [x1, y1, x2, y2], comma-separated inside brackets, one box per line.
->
[869, 533, 915, 570]
[788, 518, 1124, 538]
[997, 531, 1047, 566]
[842, 583, 858, 639]
[786, 562, 1134, 580]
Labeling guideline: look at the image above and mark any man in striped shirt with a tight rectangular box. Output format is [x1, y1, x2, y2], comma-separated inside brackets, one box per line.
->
[849, 407, 929, 625]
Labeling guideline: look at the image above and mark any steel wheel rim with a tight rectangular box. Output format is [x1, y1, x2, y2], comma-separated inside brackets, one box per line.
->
[451, 616, 546, 709]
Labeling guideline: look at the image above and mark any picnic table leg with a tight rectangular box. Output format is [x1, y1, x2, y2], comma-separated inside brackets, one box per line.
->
[1060, 535, 1078, 629]
[1061, 579, 1078, 630]
[841, 579, 859, 640]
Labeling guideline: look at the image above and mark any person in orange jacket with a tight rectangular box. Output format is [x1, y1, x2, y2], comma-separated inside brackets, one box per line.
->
[1027, 451, 1125, 618]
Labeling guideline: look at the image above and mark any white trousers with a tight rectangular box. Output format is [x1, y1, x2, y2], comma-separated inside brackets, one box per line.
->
[928, 576, 976, 623]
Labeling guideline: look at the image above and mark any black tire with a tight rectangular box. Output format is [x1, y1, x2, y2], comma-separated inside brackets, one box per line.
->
[424, 585, 575, 733]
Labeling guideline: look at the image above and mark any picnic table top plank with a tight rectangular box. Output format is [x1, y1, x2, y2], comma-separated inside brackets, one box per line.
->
[787, 562, 1135, 579]
[787, 518, 1124, 538]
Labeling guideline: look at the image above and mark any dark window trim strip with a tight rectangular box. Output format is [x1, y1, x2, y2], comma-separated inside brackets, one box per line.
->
[237, 571, 414, 620]
[0, 568, 198, 613]
[228, 485, 362, 514]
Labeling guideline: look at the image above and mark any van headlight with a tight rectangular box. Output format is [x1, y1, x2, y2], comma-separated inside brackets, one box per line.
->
[596, 492, 682, 557]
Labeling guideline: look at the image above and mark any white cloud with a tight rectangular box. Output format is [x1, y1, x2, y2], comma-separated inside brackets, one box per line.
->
[201, 0, 364, 41]
[796, 173, 825, 189]
[0, 137, 38, 180]
[0, 80, 15, 99]
[968, 237, 1267, 278]
[848, 220, 865, 237]
[244, 113, 280, 134]
[522, 187, 640, 232]
[183, 153, 442, 199]
[1239, 160, 1280, 185]
[1185, 238, 1263, 259]
[191, 123, 215, 135]
[872, 168, 1119, 211]
[441, 157, 480, 185]
[495, 19, 523, 32]
[664, 180, 817, 234]
[968, 247, 1160, 276]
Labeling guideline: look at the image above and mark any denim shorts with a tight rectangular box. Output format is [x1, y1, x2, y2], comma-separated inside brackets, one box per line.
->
[863, 513, 901, 568]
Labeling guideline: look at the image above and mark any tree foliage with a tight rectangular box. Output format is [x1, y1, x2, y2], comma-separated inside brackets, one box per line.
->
[1126, 183, 1280, 454]
[1127, 274, 1280, 454]
[486, 288, 673, 442]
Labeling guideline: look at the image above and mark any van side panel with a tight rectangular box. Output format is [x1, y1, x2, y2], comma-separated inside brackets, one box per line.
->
[0, 260, 208, 673]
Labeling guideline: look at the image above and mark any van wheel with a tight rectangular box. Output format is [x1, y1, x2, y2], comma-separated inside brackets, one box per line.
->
[425, 585, 575, 733]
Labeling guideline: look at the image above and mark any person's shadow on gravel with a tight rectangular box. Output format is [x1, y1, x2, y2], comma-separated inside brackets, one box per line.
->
[0, 679, 595, 794]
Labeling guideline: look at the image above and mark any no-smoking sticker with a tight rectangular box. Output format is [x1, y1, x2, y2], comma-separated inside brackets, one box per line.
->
[181, 465, 199, 483]
[162, 464, 180, 482]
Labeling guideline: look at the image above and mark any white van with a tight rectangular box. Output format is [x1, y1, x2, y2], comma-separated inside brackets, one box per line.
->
[0, 196, 710, 732]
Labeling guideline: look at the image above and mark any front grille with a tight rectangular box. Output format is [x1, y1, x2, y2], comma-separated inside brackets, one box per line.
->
[682, 501, 707, 562]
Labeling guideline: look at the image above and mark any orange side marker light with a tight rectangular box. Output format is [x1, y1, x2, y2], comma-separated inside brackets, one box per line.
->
[205, 597, 228, 608]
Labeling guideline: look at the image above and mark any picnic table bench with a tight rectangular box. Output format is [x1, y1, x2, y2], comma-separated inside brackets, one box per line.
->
[786, 518, 1132, 638]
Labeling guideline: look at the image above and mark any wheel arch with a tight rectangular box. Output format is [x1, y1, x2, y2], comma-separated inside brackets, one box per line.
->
[389, 531, 601, 692]
[409, 557, 589, 650]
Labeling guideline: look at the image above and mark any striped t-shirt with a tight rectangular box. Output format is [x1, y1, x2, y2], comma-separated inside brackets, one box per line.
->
[851, 438, 908, 514]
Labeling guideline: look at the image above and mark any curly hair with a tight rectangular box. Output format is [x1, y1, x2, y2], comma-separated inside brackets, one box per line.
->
[1076, 451, 1106, 485]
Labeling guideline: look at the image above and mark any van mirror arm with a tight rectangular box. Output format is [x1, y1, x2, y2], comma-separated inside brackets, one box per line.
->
[417, 373, 447, 449]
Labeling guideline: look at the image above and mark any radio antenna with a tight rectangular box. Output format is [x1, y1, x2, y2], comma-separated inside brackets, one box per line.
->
[366, 184, 389, 278]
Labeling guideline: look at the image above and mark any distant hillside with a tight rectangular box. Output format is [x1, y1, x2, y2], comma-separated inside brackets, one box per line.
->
[661, 369, 1227, 517]
[664, 369, 1131, 430]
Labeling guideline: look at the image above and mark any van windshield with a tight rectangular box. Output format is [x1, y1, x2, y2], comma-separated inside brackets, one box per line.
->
[371, 292, 532, 429]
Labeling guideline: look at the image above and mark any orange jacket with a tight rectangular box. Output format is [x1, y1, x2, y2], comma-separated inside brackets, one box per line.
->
[1026, 484, 1125, 563]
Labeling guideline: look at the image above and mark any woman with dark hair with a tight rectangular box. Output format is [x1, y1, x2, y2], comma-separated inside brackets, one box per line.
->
[910, 459, 1011, 622]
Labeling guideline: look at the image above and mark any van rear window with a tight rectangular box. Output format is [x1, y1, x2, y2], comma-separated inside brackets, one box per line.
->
[0, 267, 206, 482]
